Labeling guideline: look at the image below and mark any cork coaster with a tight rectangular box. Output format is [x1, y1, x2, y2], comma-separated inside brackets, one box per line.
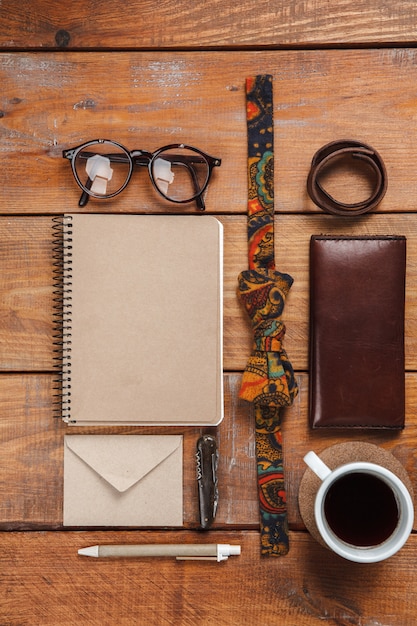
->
[298, 442, 414, 547]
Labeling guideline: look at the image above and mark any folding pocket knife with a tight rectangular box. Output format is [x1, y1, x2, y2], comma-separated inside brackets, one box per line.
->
[196, 434, 219, 530]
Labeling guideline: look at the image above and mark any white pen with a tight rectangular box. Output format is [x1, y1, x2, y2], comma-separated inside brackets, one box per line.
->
[78, 543, 241, 562]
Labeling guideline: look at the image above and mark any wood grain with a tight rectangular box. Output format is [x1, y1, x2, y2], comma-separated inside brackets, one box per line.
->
[0, 1, 416, 48]
[3, 4, 417, 624]
[2, 529, 417, 626]
[0, 217, 53, 371]
[0, 373, 258, 530]
[2, 214, 417, 372]
[3, 50, 417, 214]
[2, 372, 416, 532]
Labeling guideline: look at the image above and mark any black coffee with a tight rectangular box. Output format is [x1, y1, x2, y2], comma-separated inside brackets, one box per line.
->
[323, 472, 399, 547]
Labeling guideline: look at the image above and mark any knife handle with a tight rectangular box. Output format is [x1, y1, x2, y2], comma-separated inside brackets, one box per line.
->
[196, 435, 219, 530]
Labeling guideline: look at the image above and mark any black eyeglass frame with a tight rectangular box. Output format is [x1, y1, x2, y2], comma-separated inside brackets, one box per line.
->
[63, 139, 221, 211]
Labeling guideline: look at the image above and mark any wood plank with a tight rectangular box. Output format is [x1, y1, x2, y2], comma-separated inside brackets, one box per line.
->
[0, 373, 258, 529]
[2, 214, 417, 372]
[2, 50, 417, 214]
[0, 217, 53, 371]
[2, 4, 417, 624]
[2, 529, 417, 625]
[225, 212, 417, 372]
[2, 372, 417, 531]
[0, 1, 416, 48]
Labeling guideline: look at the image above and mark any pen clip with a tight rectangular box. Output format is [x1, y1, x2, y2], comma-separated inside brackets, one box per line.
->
[196, 434, 219, 530]
[177, 544, 240, 562]
[176, 556, 219, 561]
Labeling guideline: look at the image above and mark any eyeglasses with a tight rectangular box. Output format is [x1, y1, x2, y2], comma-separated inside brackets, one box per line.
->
[63, 139, 221, 210]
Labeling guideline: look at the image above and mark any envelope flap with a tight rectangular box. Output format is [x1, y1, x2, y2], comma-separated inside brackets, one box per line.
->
[64, 435, 182, 493]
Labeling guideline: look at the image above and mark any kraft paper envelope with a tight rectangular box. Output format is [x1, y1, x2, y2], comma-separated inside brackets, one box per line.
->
[63, 434, 183, 527]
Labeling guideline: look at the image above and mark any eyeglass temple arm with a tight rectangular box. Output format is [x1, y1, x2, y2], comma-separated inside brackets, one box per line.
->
[63, 149, 91, 207]
[196, 194, 205, 211]
[168, 159, 206, 210]
[159, 155, 221, 211]
[79, 177, 93, 207]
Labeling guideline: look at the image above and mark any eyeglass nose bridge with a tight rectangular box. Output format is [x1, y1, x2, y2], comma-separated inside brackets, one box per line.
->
[130, 149, 153, 164]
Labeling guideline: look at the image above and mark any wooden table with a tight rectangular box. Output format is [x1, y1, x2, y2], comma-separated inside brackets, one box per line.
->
[2, 2, 417, 624]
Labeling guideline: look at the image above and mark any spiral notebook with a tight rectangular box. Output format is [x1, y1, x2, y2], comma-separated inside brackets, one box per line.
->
[53, 214, 223, 425]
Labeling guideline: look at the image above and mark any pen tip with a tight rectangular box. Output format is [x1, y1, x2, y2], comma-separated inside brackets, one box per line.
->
[78, 545, 99, 557]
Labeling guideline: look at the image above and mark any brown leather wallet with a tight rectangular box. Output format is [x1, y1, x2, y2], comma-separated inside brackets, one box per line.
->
[309, 235, 406, 428]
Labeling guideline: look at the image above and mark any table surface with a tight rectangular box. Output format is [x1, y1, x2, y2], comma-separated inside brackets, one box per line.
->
[2, 2, 417, 624]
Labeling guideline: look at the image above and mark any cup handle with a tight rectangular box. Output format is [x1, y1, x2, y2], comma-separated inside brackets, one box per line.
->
[304, 451, 332, 481]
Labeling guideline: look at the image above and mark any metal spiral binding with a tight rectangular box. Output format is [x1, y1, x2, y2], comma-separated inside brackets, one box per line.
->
[52, 215, 73, 423]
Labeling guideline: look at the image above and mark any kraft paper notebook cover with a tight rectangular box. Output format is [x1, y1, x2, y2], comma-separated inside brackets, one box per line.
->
[53, 214, 223, 425]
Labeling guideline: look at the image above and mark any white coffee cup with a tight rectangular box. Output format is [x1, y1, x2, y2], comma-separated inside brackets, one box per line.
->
[303, 451, 414, 563]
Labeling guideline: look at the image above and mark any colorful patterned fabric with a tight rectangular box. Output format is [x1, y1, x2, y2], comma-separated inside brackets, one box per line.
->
[238, 75, 298, 556]
[245, 74, 275, 273]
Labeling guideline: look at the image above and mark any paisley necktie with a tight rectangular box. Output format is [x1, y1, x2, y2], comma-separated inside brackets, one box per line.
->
[238, 75, 298, 556]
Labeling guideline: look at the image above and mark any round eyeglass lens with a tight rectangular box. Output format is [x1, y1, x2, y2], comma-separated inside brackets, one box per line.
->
[73, 141, 131, 198]
[151, 146, 209, 202]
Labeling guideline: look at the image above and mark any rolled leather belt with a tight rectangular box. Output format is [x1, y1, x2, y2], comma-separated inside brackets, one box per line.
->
[307, 139, 387, 216]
